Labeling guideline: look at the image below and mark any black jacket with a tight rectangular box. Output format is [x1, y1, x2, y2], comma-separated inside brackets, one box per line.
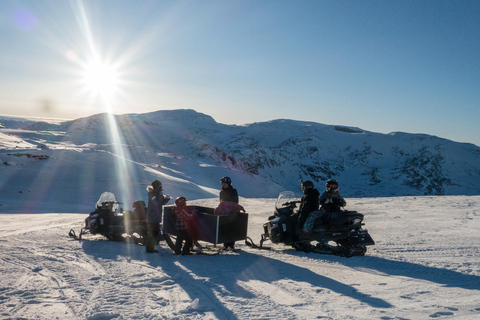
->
[319, 191, 346, 213]
[297, 188, 320, 228]
[220, 186, 239, 203]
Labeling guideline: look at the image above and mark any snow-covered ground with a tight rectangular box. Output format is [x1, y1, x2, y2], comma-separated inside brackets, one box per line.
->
[1, 196, 479, 320]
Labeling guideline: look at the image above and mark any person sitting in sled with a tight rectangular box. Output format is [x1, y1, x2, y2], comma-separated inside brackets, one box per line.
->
[296, 180, 320, 233]
[219, 176, 239, 250]
[146, 180, 171, 253]
[302, 179, 346, 234]
[173, 197, 196, 255]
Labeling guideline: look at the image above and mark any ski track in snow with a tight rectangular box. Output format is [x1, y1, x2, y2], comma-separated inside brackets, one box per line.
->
[1, 196, 480, 319]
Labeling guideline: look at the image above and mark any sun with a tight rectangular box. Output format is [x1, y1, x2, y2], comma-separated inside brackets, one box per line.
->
[82, 59, 119, 103]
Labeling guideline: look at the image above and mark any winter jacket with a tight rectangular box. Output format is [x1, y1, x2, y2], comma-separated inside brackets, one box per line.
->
[175, 206, 196, 231]
[297, 188, 320, 228]
[220, 186, 239, 204]
[214, 201, 245, 216]
[146, 186, 170, 223]
[319, 191, 346, 213]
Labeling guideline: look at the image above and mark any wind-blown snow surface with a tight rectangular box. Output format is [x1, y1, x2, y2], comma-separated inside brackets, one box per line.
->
[1, 196, 479, 320]
[1, 110, 480, 213]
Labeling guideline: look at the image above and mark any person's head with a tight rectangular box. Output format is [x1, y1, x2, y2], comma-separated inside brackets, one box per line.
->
[174, 196, 187, 207]
[326, 179, 339, 193]
[152, 180, 163, 191]
[220, 176, 232, 189]
[301, 180, 314, 194]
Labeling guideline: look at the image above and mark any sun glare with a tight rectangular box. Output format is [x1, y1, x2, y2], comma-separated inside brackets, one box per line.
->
[83, 59, 119, 102]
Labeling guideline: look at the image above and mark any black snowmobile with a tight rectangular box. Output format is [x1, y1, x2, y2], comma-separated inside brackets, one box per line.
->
[258, 191, 375, 257]
[69, 192, 148, 243]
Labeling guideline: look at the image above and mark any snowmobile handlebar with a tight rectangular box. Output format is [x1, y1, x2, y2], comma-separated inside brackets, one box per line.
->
[282, 200, 301, 207]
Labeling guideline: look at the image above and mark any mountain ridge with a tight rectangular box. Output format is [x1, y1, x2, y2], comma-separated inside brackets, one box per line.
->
[1, 109, 479, 212]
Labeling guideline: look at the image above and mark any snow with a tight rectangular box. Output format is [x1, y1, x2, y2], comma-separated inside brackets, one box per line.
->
[1, 196, 480, 319]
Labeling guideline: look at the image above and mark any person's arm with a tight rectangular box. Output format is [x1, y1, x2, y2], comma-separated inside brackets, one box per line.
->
[339, 196, 346, 207]
[162, 193, 171, 205]
[319, 192, 328, 205]
[233, 189, 239, 204]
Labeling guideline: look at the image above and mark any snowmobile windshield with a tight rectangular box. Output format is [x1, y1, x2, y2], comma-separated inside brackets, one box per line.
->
[275, 191, 298, 210]
[95, 192, 119, 212]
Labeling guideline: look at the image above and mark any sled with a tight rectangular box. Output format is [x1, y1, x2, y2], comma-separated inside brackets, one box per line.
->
[162, 205, 248, 252]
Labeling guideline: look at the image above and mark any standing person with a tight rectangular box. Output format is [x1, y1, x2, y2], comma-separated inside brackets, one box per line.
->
[219, 176, 239, 250]
[296, 180, 320, 233]
[302, 179, 346, 234]
[173, 197, 195, 255]
[146, 180, 170, 253]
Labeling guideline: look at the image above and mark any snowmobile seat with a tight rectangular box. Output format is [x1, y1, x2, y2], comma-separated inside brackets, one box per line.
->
[325, 211, 364, 232]
[132, 201, 147, 221]
[326, 211, 363, 225]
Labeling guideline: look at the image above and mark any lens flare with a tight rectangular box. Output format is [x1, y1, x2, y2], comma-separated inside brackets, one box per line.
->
[83, 59, 119, 103]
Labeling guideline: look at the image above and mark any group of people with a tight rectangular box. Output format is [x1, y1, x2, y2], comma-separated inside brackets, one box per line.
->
[144, 176, 241, 254]
[297, 179, 346, 234]
[144, 175, 345, 254]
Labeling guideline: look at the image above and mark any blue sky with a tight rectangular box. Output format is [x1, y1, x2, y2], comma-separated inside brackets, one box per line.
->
[0, 0, 479, 146]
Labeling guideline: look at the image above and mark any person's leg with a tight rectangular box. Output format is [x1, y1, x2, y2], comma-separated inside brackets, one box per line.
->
[183, 237, 193, 255]
[174, 232, 185, 255]
[146, 223, 159, 253]
[223, 241, 235, 249]
[302, 211, 320, 234]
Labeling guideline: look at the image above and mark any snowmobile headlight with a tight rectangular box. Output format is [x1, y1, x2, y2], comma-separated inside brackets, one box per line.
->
[352, 218, 362, 225]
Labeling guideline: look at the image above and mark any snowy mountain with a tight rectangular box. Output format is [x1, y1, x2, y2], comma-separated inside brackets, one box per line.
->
[1, 109, 479, 212]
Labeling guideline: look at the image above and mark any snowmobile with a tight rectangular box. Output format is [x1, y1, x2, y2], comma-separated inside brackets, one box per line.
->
[69, 192, 148, 243]
[256, 191, 375, 257]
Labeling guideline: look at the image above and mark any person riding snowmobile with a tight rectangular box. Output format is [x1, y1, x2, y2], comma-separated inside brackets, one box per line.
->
[296, 180, 320, 233]
[302, 179, 346, 234]
[319, 179, 346, 212]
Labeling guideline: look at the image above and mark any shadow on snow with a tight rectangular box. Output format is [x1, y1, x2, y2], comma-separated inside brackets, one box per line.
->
[282, 251, 480, 291]
[81, 240, 393, 320]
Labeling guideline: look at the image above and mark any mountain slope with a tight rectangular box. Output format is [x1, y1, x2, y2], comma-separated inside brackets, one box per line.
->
[1, 109, 479, 212]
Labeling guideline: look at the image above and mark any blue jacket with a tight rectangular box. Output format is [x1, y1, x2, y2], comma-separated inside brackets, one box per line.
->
[146, 186, 170, 223]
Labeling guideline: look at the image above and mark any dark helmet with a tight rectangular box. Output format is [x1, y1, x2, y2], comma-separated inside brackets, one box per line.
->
[301, 180, 314, 191]
[175, 196, 187, 207]
[326, 179, 339, 192]
[152, 180, 162, 191]
[220, 177, 232, 185]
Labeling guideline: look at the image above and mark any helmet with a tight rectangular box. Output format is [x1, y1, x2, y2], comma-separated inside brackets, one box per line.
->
[175, 196, 187, 207]
[152, 180, 162, 191]
[326, 179, 339, 192]
[220, 177, 232, 185]
[301, 180, 314, 191]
